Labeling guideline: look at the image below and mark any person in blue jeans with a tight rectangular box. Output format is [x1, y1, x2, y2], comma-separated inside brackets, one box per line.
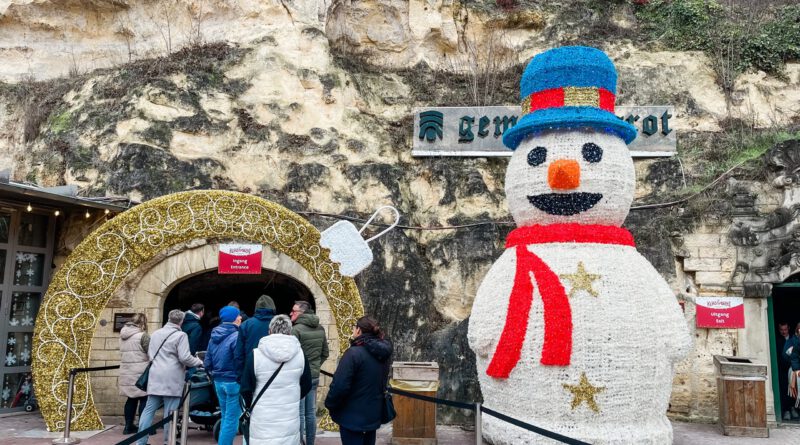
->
[204, 305, 243, 445]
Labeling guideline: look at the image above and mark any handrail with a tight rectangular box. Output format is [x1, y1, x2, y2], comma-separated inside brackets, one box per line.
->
[52, 365, 121, 445]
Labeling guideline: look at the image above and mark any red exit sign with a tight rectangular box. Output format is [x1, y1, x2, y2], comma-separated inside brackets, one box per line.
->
[696, 297, 744, 329]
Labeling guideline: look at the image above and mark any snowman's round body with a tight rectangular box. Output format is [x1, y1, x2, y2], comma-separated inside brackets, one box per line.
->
[469, 243, 688, 444]
[467, 129, 691, 444]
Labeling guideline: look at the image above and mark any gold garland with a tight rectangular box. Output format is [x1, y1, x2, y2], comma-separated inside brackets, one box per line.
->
[32, 190, 363, 431]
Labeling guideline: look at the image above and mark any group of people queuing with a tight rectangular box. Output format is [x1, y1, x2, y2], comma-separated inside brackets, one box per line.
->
[777, 321, 800, 421]
[117, 295, 393, 445]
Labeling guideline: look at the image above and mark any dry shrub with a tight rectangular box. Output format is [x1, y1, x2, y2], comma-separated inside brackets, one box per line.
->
[447, 29, 517, 106]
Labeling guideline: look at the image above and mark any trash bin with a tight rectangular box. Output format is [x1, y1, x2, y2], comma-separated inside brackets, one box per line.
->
[713, 355, 768, 438]
[390, 362, 439, 445]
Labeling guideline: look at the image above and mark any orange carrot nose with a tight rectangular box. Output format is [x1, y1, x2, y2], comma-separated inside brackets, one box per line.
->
[548, 159, 581, 190]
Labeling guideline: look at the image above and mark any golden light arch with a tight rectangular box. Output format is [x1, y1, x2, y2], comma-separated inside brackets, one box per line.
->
[32, 190, 363, 431]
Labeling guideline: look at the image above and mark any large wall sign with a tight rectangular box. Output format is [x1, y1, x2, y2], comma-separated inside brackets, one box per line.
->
[695, 296, 745, 328]
[219, 244, 263, 274]
[413, 106, 676, 157]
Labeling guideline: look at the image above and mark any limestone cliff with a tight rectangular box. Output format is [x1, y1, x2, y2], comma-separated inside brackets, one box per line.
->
[1, 0, 799, 423]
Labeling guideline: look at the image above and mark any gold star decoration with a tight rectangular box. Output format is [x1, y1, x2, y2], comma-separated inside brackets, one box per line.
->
[562, 372, 605, 413]
[559, 262, 601, 298]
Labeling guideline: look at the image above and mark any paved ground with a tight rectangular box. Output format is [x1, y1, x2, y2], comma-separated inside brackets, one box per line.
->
[1, 412, 797, 444]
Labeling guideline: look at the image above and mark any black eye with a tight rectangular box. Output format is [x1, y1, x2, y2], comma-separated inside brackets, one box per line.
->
[527, 146, 547, 166]
[582, 143, 603, 163]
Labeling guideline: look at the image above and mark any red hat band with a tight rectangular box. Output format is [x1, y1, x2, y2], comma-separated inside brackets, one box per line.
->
[521, 87, 616, 118]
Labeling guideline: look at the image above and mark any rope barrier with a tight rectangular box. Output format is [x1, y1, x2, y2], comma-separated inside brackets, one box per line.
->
[388, 386, 475, 411]
[69, 365, 120, 375]
[112, 381, 201, 445]
[480, 406, 591, 445]
[113, 416, 173, 445]
[320, 370, 586, 444]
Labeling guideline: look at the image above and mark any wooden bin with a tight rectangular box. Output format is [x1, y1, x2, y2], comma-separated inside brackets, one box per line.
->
[391, 362, 439, 445]
[713, 355, 768, 438]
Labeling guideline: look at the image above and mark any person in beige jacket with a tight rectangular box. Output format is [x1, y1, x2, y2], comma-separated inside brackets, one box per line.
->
[118, 314, 150, 434]
[136, 310, 203, 445]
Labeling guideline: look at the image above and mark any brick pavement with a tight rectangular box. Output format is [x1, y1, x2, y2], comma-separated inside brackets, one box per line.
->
[1, 413, 797, 445]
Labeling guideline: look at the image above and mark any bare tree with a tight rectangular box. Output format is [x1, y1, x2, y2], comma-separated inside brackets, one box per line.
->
[116, 10, 137, 62]
[146, 2, 178, 54]
[447, 28, 516, 106]
[186, 0, 206, 47]
[706, 0, 772, 107]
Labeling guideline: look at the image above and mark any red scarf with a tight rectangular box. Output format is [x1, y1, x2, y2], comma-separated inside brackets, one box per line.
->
[486, 223, 635, 379]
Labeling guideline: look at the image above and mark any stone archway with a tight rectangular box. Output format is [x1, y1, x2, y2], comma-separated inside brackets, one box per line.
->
[32, 190, 363, 431]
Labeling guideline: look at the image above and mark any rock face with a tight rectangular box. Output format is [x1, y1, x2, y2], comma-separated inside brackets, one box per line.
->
[1, 0, 799, 424]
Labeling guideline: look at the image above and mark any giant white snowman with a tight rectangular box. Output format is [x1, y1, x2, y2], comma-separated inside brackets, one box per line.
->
[467, 46, 692, 444]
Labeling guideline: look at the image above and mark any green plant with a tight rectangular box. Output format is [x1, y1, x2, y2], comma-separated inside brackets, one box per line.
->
[635, 1, 800, 91]
[49, 110, 72, 134]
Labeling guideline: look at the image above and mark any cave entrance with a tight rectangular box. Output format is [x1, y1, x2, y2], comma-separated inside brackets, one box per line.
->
[162, 268, 314, 326]
[769, 277, 800, 424]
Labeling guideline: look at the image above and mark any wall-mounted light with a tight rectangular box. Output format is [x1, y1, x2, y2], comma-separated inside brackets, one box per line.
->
[85, 210, 91, 219]
[54, 210, 60, 216]
[104, 209, 110, 215]
[26, 203, 32, 212]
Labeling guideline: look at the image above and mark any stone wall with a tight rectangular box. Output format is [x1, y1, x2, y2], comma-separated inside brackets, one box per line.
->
[2, 0, 800, 426]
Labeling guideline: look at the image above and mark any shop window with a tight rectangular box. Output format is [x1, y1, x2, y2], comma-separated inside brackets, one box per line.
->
[17, 213, 48, 248]
[4, 332, 32, 367]
[13, 252, 44, 287]
[0, 207, 54, 412]
[0, 372, 32, 409]
[9, 293, 39, 328]
[0, 213, 9, 243]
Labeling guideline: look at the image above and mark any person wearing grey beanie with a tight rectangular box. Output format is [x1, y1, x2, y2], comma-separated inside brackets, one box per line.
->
[234, 294, 276, 379]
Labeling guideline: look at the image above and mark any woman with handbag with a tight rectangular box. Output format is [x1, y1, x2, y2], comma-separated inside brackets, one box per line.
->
[240, 314, 312, 444]
[325, 316, 393, 445]
[118, 313, 150, 435]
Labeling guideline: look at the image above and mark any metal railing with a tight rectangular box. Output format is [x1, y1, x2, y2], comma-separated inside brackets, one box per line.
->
[54, 365, 198, 445]
[54, 364, 587, 445]
[52, 365, 121, 445]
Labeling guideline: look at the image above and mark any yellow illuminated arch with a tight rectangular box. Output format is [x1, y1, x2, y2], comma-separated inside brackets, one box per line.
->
[33, 190, 363, 431]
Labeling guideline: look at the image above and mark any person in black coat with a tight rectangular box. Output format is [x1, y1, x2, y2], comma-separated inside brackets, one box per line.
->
[181, 303, 205, 354]
[325, 316, 393, 445]
[777, 322, 795, 420]
[234, 294, 276, 381]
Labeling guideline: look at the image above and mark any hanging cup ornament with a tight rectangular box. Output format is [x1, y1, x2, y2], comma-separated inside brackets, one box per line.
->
[319, 206, 400, 277]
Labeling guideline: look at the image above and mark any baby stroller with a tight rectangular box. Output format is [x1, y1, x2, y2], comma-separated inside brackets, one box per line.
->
[187, 354, 245, 441]
[186, 357, 223, 439]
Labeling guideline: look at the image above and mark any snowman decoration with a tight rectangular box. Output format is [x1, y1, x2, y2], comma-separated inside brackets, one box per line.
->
[467, 47, 692, 444]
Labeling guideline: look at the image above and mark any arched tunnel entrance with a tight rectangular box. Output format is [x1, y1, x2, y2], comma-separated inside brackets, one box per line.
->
[34, 190, 363, 431]
[162, 269, 315, 326]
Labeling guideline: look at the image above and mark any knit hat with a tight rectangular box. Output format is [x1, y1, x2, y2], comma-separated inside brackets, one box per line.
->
[502, 46, 637, 150]
[256, 294, 276, 310]
[219, 305, 240, 323]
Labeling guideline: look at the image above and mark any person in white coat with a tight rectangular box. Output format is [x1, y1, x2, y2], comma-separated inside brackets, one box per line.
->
[241, 314, 312, 445]
[118, 313, 150, 435]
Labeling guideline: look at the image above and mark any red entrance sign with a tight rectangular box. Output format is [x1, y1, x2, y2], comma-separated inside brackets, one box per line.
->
[219, 244, 262, 274]
[696, 297, 745, 328]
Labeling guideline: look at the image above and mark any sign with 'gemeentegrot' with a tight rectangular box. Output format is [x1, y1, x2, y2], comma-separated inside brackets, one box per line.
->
[413, 106, 676, 157]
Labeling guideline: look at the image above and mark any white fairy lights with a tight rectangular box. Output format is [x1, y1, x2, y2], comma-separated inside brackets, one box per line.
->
[33, 191, 363, 431]
[467, 129, 692, 444]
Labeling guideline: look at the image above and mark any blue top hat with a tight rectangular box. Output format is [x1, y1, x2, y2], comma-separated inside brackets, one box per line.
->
[502, 46, 637, 150]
